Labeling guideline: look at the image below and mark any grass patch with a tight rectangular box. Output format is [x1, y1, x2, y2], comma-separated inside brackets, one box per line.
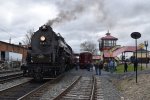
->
[116, 63, 147, 73]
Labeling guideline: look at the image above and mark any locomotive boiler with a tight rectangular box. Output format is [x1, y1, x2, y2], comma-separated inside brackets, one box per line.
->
[23, 25, 73, 81]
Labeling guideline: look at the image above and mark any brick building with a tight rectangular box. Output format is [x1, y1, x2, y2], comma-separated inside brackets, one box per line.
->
[0, 41, 27, 63]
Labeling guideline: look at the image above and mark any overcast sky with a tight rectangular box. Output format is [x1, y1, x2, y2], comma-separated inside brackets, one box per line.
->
[0, 0, 150, 53]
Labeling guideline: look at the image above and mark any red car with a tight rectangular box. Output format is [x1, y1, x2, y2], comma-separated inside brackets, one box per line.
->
[79, 51, 92, 69]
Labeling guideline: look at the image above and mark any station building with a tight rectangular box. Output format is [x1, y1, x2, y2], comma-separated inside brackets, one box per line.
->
[133, 48, 149, 63]
[98, 32, 118, 61]
[98, 32, 149, 63]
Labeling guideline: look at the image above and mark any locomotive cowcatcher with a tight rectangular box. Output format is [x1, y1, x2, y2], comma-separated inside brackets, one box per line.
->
[22, 25, 73, 81]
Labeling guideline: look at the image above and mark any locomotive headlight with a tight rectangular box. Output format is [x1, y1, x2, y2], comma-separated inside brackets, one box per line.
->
[40, 36, 46, 41]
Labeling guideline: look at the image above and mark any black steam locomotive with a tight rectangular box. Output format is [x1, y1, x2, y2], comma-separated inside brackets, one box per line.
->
[23, 25, 73, 81]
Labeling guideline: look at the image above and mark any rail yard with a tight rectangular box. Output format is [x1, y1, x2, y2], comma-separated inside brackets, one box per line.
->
[0, 68, 127, 100]
[0, 1, 150, 100]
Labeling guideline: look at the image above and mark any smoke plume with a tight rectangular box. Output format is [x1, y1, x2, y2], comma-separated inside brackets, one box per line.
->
[46, 0, 114, 29]
[46, 0, 85, 26]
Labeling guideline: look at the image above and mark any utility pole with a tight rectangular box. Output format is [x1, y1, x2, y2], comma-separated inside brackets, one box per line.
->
[144, 41, 148, 68]
[9, 37, 11, 44]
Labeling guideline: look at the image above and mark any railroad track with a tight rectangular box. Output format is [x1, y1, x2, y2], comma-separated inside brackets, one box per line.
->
[0, 74, 105, 100]
[0, 72, 23, 84]
[0, 79, 46, 100]
[94, 76, 104, 100]
[53, 76, 97, 100]
[17, 74, 65, 100]
[0, 74, 64, 100]
[53, 76, 105, 100]
[0, 69, 21, 74]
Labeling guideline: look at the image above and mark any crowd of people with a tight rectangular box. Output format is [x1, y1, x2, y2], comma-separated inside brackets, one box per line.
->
[75, 59, 122, 75]
[93, 60, 103, 75]
[74, 58, 132, 75]
[103, 59, 117, 74]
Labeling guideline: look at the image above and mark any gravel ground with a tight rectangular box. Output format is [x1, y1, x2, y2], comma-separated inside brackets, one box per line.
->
[40, 68, 95, 100]
[99, 76, 124, 100]
[114, 71, 150, 100]
[0, 77, 32, 91]
[40, 71, 79, 100]
[40, 68, 123, 100]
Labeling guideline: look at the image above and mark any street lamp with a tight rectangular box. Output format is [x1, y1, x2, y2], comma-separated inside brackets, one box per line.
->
[144, 41, 148, 68]
[131, 32, 141, 83]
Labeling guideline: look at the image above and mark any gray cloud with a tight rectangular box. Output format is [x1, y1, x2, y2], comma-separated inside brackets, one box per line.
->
[46, 0, 88, 26]
[0, 0, 150, 52]
[46, 0, 114, 29]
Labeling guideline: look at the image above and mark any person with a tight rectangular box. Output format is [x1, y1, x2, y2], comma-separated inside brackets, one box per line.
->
[98, 60, 103, 75]
[77, 61, 80, 70]
[133, 60, 138, 71]
[114, 60, 117, 71]
[109, 59, 114, 73]
[89, 62, 93, 71]
[104, 61, 108, 71]
[75, 62, 78, 70]
[124, 61, 128, 72]
[94, 60, 99, 75]
[21, 63, 27, 76]
[87, 61, 91, 71]
[92, 62, 95, 71]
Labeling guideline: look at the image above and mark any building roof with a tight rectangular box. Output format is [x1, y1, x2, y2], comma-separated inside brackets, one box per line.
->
[0, 41, 26, 49]
[103, 46, 140, 57]
[123, 46, 137, 52]
[113, 46, 139, 57]
[101, 32, 118, 40]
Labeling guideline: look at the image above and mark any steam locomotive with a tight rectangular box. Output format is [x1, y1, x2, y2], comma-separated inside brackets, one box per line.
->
[22, 25, 73, 81]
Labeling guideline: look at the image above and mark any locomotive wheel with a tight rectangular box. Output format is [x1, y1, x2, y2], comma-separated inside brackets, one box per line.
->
[34, 73, 43, 81]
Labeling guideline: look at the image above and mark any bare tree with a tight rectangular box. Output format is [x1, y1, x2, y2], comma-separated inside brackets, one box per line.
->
[80, 41, 98, 54]
[22, 29, 34, 46]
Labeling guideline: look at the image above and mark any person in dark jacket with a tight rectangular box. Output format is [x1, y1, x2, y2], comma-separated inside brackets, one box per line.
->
[21, 63, 27, 76]
[75, 61, 80, 70]
[94, 60, 103, 75]
[87, 61, 91, 71]
[94, 60, 99, 75]
[133, 60, 138, 72]
[98, 60, 103, 75]
[124, 61, 128, 72]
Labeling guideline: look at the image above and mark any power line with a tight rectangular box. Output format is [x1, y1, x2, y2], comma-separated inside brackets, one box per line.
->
[0, 27, 17, 38]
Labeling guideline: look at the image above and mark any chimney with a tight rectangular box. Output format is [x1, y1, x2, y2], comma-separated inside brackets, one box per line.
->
[19, 42, 22, 46]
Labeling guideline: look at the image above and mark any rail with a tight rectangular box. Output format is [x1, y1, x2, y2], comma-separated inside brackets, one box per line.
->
[90, 75, 96, 100]
[0, 73, 23, 84]
[18, 74, 65, 100]
[53, 76, 81, 100]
